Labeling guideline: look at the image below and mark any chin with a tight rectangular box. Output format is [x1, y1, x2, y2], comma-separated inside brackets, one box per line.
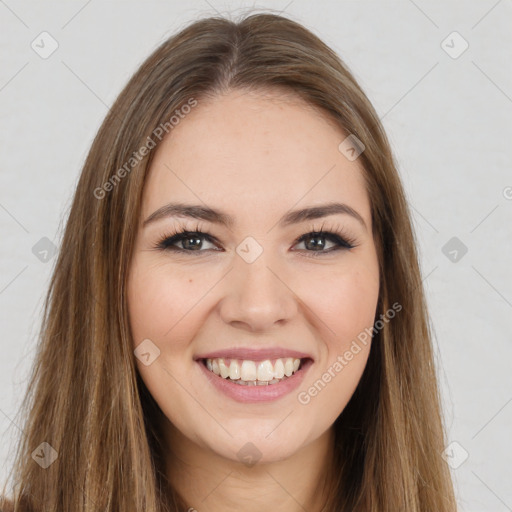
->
[203, 419, 315, 465]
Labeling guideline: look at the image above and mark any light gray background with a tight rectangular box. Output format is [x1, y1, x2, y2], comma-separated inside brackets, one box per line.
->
[1, 1, 511, 510]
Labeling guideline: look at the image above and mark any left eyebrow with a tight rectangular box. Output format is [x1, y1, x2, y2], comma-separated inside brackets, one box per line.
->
[143, 201, 367, 231]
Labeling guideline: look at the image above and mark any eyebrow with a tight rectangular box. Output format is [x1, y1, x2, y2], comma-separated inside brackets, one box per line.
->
[143, 201, 367, 230]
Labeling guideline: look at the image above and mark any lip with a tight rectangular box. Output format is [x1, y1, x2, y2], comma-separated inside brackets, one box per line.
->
[194, 347, 314, 362]
[196, 357, 313, 403]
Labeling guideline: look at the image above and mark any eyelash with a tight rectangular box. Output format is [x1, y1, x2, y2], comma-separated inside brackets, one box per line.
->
[153, 221, 358, 257]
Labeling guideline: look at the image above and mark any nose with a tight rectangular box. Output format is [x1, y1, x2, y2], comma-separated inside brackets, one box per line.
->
[218, 251, 298, 333]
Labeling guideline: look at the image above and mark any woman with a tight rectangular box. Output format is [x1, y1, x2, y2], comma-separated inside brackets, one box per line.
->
[1, 11, 457, 512]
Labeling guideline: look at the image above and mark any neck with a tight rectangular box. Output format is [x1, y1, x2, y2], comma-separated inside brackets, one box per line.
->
[162, 421, 336, 512]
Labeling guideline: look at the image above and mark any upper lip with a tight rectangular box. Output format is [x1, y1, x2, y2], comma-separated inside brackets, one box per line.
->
[194, 347, 314, 362]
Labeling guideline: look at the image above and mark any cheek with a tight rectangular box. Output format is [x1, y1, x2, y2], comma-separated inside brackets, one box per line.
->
[127, 259, 206, 419]
[294, 262, 378, 417]
[302, 261, 379, 349]
[127, 258, 205, 347]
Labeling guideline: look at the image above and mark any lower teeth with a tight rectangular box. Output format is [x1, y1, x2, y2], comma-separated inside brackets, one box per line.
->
[229, 376, 290, 386]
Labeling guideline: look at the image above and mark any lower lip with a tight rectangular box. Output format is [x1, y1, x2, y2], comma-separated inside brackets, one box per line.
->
[196, 359, 313, 403]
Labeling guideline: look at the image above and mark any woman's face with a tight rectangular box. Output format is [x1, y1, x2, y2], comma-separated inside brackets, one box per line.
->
[127, 88, 380, 464]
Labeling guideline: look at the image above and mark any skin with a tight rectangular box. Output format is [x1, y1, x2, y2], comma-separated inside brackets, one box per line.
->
[127, 88, 380, 511]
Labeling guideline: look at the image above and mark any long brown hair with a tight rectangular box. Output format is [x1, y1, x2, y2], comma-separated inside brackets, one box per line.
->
[1, 10, 457, 512]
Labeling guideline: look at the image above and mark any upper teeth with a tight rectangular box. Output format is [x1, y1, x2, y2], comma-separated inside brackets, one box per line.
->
[205, 357, 301, 381]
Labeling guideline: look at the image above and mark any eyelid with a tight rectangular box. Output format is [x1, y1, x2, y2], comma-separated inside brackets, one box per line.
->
[293, 221, 358, 247]
[153, 221, 359, 255]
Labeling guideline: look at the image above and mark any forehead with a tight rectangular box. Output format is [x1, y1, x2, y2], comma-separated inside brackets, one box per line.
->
[143, 89, 370, 227]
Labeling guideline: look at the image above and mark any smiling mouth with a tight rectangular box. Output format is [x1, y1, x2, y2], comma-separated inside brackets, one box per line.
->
[201, 357, 310, 386]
